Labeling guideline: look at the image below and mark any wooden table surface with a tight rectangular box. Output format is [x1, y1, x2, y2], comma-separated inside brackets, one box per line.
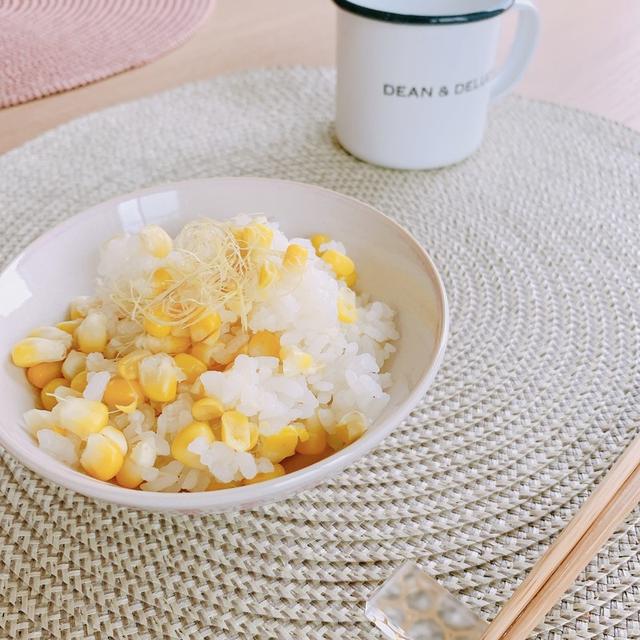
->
[1, 0, 639, 154]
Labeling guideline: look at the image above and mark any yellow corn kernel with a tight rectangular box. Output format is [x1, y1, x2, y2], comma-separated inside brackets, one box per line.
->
[40, 377, 70, 411]
[144, 335, 191, 354]
[68, 296, 95, 320]
[57, 319, 82, 335]
[280, 346, 314, 374]
[174, 353, 207, 384]
[258, 425, 299, 463]
[190, 379, 207, 400]
[116, 349, 150, 380]
[57, 387, 82, 400]
[139, 224, 173, 258]
[190, 311, 221, 343]
[233, 226, 249, 249]
[233, 224, 252, 248]
[283, 244, 308, 270]
[296, 420, 327, 455]
[248, 331, 280, 358]
[243, 463, 285, 485]
[116, 400, 137, 415]
[295, 423, 309, 442]
[171, 421, 215, 469]
[221, 410, 256, 452]
[27, 361, 63, 389]
[151, 267, 174, 292]
[189, 342, 215, 366]
[80, 433, 124, 481]
[54, 397, 109, 439]
[236, 223, 274, 250]
[337, 291, 357, 324]
[76, 312, 109, 354]
[220, 410, 254, 450]
[116, 456, 143, 489]
[333, 411, 367, 448]
[116, 439, 156, 486]
[143, 307, 172, 338]
[310, 234, 330, 253]
[253, 223, 274, 248]
[340, 269, 357, 288]
[222, 342, 249, 369]
[11, 337, 67, 368]
[100, 425, 128, 456]
[171, 324, 191, 337]
[203, 328, 222, 347]
[29, 326, 73, 349]
[70, 370, 88, 393]
[61, 350, 87, 381]
[321, 249, 355, 278]
[259, 260, 280, 288]
[138, 354, 178, 402]
[102, 377, 144, 407]
[192, 396, 224, 422]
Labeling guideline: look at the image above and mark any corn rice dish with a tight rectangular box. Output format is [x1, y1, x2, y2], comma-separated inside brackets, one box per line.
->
[11, 215, 398, 492]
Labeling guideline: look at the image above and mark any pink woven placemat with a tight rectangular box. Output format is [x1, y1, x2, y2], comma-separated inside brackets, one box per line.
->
[0, 0, 214, 108]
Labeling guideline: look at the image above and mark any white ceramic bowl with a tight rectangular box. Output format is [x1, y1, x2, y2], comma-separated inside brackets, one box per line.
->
[0, 178, 448, 513]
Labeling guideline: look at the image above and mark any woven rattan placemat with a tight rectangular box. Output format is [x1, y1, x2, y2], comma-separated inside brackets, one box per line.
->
[1, 68, 640, 639]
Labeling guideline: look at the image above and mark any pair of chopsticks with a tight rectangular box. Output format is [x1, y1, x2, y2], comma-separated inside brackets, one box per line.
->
[482, 434, 640, 640]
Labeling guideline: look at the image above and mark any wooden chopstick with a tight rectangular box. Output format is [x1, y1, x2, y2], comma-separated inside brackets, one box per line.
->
[481, 434, 640, 640]
[499, 460, 640, 639]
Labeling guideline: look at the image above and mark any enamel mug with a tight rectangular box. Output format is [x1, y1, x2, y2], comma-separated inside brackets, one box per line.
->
[333, 0, 540, 169]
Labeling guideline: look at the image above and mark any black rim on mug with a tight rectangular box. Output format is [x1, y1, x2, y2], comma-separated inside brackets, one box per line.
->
[332, 0, 515, 24]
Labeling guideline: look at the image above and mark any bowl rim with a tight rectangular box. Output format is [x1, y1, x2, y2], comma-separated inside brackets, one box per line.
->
[0, 177, 449, 511]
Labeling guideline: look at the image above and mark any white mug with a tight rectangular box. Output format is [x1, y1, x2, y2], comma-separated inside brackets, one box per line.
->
[334, 0, 540, 169]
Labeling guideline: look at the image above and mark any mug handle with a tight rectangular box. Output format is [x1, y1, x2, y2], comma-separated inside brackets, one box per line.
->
[490, 0, 540, 101]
